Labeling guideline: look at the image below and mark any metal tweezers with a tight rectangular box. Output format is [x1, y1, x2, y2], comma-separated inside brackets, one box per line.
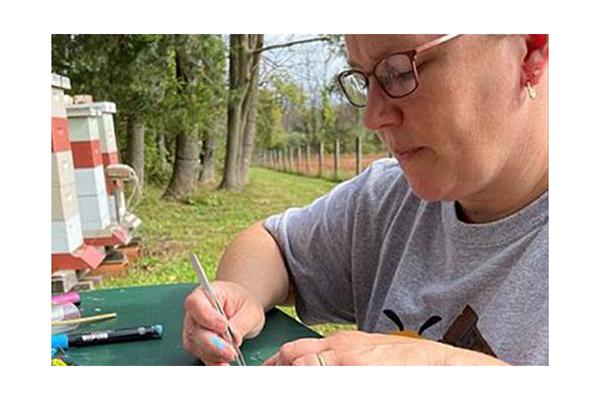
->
[191, 253, 247, 366]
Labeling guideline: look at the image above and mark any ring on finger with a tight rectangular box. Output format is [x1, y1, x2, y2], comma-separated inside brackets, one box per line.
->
[316, 352, 326, 366]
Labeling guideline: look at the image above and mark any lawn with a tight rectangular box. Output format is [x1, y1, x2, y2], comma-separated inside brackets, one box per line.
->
[99, 167, 356, 336]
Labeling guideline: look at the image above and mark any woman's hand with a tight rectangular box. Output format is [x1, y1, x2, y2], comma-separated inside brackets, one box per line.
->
[263, 330, 508, 366]
[182, 281, 265, 366]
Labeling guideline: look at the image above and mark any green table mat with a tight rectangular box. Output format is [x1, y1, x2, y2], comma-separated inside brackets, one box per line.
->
[58, 283, 321, 366]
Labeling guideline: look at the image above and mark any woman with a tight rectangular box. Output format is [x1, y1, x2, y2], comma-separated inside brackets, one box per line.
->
[182, 34, 548, 365]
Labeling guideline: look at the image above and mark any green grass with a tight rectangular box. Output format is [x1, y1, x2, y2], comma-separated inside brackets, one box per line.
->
[100, 167, 355, 336]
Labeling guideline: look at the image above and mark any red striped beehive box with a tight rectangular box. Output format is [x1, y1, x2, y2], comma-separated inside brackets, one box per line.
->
[66, 103, 129, 247]
[51, 74, 104, 271]
[93, 101, 122, 222]
[93, 101, 141, 232]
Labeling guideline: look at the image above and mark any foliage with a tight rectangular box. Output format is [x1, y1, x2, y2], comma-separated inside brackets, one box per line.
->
[254, 34, 384, 156]
[320, 84, 337, 140]
[160, 35, 227, 140]
[51, 34, 384, 190]
[52, 34, 168, 117]
[52, 35, 229, 186]
[144, 133, 171, 185]
[256, 88, 286, 149]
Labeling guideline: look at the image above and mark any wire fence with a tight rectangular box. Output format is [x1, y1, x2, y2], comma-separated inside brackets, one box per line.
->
[258, 138, 389, 181]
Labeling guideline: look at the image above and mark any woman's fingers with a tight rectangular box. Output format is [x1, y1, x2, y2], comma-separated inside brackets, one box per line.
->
[291, 350, 339, 366]
[278, 338, 328, 365]
[182, 312, 237, 364]
[263, 338, 329, 366]
[182, 281, 268, 365]
[184, 287, 228, 334]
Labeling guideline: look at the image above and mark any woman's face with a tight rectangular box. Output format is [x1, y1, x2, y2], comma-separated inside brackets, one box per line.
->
[345, 35, 530, 202]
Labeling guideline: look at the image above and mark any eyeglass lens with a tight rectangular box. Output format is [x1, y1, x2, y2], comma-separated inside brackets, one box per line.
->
[341, 53, 416, 107]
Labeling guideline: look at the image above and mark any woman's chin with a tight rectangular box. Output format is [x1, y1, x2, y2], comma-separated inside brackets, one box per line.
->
[406, 176, 449, 202]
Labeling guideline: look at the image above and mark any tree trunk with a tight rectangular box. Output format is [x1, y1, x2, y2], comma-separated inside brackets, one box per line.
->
[163, 40, 202, 200]
[240, 36, 262, 186]
[222, 95, 244, 189]
[200, 135, 215, 184]
[126, 113, 145, 192]
[157, 132, 169, 171]
[221, 35, 246, 190]
[221, 34, 263, 190]
[296, 146, 302, 173]
[163, 133, 199, 201]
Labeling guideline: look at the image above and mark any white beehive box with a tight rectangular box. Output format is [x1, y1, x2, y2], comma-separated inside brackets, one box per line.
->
[74, 165, 107, 196]
[78, 192, 111, 231]
[52, 214, 84, 253]
[52, 184, 79, 221]
[67, 114, 101, 142]
[51, 151, 76, 188]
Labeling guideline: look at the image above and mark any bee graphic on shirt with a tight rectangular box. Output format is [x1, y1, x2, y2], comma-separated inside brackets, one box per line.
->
[383, 309, 442, 339]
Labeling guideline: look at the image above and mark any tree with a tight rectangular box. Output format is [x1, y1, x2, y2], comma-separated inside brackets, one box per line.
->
[52, 34, 169, 191]
[220, 35, 332, 190]
[220, 34, 264, 190]
[256, 87, 286, 150]
[162, 35, 227, 201]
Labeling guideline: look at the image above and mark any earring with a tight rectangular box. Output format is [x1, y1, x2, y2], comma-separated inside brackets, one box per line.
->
[526, 81, 536, 100]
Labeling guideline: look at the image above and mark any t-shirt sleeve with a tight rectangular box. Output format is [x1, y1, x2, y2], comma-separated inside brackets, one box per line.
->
[263, 169, 373, 325]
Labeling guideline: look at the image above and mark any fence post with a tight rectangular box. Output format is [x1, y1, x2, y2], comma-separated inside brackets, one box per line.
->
[334, 138, 340, 181]
[318, 141, 324, 177]
[288, 147, 293, 172]
[278, 149, 283, 170]
[356, 135, 363, 175]
[306, 143, 311, 175]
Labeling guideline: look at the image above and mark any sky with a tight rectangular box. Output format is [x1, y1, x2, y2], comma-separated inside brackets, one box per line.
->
[261, 34, 348, 99]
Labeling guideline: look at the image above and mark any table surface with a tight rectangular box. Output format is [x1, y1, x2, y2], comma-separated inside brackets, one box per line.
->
[58, 283, 321, 366]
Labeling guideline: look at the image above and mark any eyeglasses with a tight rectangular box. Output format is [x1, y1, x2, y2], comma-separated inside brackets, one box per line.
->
[337, 34, 462, 108]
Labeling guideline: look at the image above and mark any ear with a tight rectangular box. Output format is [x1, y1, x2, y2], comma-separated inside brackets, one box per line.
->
[520, 34, 549, 87]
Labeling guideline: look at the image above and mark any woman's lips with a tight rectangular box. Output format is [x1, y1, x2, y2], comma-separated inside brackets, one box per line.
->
[395, 146, 425, 163]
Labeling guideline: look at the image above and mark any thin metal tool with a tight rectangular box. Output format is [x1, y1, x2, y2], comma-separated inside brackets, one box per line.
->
[191, 253, 246, 366]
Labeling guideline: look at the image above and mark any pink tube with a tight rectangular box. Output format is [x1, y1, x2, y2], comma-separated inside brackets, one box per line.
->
[52, 291, 80, 305]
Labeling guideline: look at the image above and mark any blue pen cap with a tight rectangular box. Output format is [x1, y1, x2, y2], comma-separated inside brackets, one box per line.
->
[153, 324, 163, 337]
[52, 334, 69, 349]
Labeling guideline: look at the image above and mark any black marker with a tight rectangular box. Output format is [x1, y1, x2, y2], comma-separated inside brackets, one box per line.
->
[52, 324, 163, 348]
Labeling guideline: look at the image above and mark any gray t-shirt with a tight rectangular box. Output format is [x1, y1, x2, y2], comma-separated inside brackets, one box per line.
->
[264, 158, 548, 365]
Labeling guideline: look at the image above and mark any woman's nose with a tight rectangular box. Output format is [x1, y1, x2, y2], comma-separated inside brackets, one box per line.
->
[362, 80, 403, 132]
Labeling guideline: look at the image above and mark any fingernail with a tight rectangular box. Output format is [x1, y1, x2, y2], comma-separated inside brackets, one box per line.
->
[211, 335, 228, 352]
